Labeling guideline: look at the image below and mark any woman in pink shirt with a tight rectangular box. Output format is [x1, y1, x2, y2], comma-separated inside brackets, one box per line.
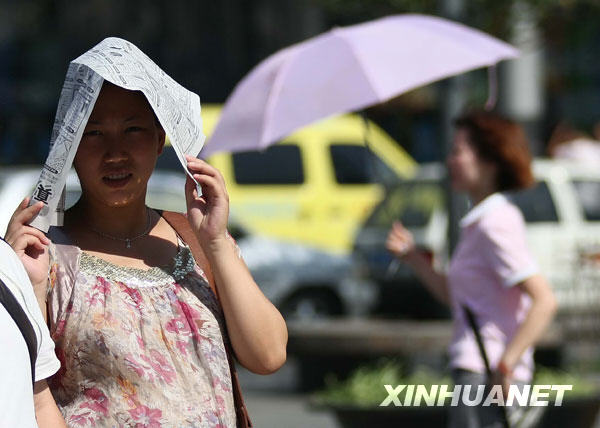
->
[387, 112, 557, 428]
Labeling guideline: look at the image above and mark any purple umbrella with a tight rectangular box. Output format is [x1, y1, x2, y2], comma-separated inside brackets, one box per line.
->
[202, 14, 518, 157]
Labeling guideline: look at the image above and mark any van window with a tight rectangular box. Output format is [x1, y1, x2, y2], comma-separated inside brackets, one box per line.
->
[509, 182, 559, 223]
[366, 182, 444, 229]
[232, 145, 304, 185]
[573, 180, 600, 221]
[329, 144, 397, 184]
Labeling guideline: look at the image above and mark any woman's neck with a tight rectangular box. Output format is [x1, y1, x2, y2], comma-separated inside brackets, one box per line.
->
[71, 197, 150, 239]
[469, 184, 497, 206]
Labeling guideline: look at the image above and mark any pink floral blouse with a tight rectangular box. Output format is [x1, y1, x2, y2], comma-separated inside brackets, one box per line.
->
[47, 227, 236, 427]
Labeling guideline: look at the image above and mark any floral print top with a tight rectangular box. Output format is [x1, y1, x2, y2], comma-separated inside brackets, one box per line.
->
[47, 227, 236, 428]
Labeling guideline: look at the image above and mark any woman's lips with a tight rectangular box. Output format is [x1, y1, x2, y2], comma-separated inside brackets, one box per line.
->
[102, 172, 133, 188]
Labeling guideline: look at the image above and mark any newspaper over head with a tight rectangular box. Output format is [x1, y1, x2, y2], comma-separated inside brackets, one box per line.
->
[29, 37, 205, 232]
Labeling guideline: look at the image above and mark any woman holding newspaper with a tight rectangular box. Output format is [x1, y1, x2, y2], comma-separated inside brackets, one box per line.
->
[6, 39, 287, 428]
[386, 112, 557, 428]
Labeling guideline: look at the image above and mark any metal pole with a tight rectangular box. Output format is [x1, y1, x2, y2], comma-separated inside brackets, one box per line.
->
[439, 0, 467, 254]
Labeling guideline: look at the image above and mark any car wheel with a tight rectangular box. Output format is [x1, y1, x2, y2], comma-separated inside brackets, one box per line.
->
[280, 289, 343, 321]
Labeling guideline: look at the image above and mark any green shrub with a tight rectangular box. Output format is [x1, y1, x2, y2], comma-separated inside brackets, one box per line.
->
[313, 360, 450, 407]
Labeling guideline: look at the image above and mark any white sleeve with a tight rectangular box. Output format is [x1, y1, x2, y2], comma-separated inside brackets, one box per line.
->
[481, 208, 539, 288]
[0, 241, 60, 381]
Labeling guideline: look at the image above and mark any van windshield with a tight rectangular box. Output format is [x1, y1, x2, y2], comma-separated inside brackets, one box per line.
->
[329, 144, 399, 185]
[366, 181, 444, 229]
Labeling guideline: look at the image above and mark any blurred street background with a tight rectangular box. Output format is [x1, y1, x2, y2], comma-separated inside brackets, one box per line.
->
[2, 1, 600, 427]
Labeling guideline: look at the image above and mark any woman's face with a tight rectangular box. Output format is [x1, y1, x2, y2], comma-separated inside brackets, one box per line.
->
[74, 83, 165, 208]
[446, 127, 493, 193]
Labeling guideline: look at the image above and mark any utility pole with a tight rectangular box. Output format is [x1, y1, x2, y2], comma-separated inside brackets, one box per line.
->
[499, 1, 544, 155]
[439, 0, 468, 254]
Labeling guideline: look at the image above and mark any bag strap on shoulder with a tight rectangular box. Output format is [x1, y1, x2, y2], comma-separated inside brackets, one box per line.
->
[0, 277, 38, 388]
[160, 211, 252, 428]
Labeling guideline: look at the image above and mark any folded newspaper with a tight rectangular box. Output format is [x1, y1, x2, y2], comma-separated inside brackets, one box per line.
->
[29, 37, 205, 232]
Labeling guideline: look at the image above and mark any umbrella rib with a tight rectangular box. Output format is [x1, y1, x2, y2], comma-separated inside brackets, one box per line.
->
[332, 30, 382, 102]
[258, 48, 300, 148]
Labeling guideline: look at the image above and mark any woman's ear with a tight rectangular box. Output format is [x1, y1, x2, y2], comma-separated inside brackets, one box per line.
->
[482, 159, 499, 190]
[156, 126, 166, 155]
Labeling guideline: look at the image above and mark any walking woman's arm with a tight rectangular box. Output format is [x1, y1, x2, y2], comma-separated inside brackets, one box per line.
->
[499, 275, 557, 371]
[386, 221, 450, 305]
[184, 156, 287, 375]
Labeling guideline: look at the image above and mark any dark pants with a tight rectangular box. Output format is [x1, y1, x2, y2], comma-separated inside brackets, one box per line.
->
[448, 369, 543, 428]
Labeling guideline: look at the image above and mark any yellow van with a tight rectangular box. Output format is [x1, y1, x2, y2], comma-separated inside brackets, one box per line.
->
[163, 105, 416, 254]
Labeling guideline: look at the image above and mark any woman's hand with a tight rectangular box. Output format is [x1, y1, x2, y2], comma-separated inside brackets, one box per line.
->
[386, 221, 416, 259]
[4, 197, 50, 287]
[184, 155, 229, 248]
[489, 366, 512, 400]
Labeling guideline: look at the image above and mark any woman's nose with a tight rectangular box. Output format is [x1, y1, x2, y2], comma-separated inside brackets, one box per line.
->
[102, 134, 129, 163]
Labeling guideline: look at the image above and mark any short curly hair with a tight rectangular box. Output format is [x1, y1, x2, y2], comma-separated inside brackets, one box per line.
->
[455, 111, 535, 192]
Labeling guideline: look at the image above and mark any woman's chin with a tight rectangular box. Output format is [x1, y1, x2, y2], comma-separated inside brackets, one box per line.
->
[99, 195, 141, 208]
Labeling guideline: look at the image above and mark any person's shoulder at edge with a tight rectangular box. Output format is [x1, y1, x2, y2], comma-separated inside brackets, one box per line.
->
[0, 238, 32, 287]
[0, 236, 61, 383]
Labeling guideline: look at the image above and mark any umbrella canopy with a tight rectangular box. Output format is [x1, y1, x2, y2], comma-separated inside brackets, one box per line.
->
[203, 14, 518, 157]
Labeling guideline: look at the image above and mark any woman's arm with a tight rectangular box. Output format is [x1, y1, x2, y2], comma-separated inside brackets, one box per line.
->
[204, 237, 288, 374]
[386, 221, 449, 304]
[34, 380, 67, 428]
[499, 274, 557, 372]
[184, 156, 287, 375]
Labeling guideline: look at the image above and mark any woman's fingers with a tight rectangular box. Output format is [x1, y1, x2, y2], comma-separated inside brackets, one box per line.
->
[388, 228, 407, 243]
[186, 155, 227, 188]
[387, 224, 414, 257]
[22, 226, 50, 246]
[19, 196, 30, 210]
[8, 199, 45, 231]
[5, 198, 49, 248]
[392, 221, 408, 234]
[185, 156, 217, 177]
[192, 173, 227, 201]
[386, 235, 405, 251]
[185, 175, 198, 199]
[12, 234, 47, 254]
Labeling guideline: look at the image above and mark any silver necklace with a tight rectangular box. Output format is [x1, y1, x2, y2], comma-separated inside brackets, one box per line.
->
[90, 208, 153, 248]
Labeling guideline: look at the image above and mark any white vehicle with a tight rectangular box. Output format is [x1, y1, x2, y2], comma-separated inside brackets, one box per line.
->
[354, 159, 600, 315]
[0, 167, 377, 320]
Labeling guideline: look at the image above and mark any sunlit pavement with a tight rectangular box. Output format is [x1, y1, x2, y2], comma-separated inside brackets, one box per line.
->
[245, 392, 339, 428]
[238, 357, 600, 428]
[244, 390, 600, 428]
[238, 357, 339, 427]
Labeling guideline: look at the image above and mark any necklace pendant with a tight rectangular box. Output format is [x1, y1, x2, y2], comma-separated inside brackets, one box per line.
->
[126, 239, 131, 249]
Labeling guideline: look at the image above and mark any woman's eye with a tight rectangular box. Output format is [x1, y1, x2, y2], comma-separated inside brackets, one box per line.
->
[125, 126, 144, 133]
[83, 130, 101, 137]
